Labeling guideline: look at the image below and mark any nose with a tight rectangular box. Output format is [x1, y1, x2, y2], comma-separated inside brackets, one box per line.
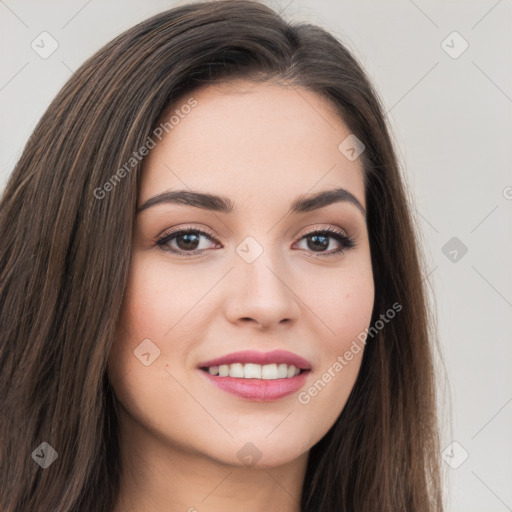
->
[224, 246, 301, 330]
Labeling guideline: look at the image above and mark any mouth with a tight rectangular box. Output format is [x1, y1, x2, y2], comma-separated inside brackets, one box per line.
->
[196, 350, 312, 401]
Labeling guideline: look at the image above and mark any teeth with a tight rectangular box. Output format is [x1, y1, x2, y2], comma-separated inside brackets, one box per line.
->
[287, 365, 297, 378]
[277, 363, 288, 378]
[230, 363, 244, 378]
[261, 363, 277, 379]
[244, 363, 261, 379]
[205, 363, 302, 379]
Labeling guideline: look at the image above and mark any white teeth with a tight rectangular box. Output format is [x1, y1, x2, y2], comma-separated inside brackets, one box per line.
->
[244, 363, 261, 379]
[205, 363, 302, 379]
[277, 363, 288, 378]
[261, 364, 277, 380]
[230, 362, 244, 378]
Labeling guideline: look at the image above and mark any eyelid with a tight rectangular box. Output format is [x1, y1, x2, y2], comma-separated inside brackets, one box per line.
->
[157, 222, 350, 240]
[154, 224, 218, 243]
[293, 223, 349, 240]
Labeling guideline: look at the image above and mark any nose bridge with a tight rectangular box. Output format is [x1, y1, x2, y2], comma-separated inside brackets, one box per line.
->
[236, 232, 288, 296]
[224, 232, 300, 327]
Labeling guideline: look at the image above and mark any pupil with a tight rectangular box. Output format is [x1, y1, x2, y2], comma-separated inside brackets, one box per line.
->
[178, 233, 199, 250]
[308, 234, 328, 251]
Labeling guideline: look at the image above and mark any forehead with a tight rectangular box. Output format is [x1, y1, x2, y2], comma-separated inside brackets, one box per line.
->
[140, 81, 366, 212]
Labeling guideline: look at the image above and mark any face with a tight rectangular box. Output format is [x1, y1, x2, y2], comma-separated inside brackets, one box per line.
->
[108, 80, 375, 468]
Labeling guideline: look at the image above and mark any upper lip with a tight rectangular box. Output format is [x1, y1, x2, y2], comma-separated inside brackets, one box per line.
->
[198, 349, 312, 370]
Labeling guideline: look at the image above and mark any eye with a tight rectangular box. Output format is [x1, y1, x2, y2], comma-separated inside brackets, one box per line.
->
[155, 226, 220, 257]
[155, 225, 355, 258]
[293, 227, 355, 257]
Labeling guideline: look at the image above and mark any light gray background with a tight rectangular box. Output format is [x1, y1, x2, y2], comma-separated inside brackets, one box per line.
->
[1, 1, 511, 510]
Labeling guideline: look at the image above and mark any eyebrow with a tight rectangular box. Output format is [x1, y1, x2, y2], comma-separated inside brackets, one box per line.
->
[137, 187, 366, 217]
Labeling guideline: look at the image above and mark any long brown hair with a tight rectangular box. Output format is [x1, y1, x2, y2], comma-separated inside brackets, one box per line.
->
[0, 1, 443, 510]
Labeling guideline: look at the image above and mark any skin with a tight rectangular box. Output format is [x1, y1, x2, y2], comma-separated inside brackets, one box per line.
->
[108, 80, 375, 512]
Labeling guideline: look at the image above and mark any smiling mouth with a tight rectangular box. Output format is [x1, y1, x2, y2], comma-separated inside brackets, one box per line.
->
[200, 363, 309, 380]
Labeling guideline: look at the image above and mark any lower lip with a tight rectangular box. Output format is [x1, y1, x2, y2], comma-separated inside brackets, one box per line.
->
[198, 369, 311, 401]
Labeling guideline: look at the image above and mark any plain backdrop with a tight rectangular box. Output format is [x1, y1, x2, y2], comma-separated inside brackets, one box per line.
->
[1, 1, 511, 511]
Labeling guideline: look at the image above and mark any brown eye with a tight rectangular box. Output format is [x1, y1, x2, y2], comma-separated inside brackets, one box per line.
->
[156, 228, 220, 256]
[305, 233, 330, 252]
[174, 232, 201, 251]
[294, 228, 355, 257]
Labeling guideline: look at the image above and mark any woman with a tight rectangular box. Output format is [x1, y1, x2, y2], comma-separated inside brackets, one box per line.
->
[0, 1, 444, 510]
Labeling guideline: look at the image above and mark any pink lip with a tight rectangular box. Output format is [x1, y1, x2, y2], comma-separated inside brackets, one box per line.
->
[199, 369, 311, 401]
[197, 349, 312, 370]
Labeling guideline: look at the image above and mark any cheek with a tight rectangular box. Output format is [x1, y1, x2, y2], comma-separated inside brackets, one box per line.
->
[108, 253, 215, 393]
[296, 255, 375, 351]
[293, 263, 374, 415]
[327, 271, 374, 377]
[107, 257, 198, 434]
[108, 257, 172, 389]
[117, 254, 208, 340]
[330, 271, 375, 348]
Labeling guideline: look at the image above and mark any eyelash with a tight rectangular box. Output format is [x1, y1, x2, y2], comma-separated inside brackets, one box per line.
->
[155, 224, 355, 258]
